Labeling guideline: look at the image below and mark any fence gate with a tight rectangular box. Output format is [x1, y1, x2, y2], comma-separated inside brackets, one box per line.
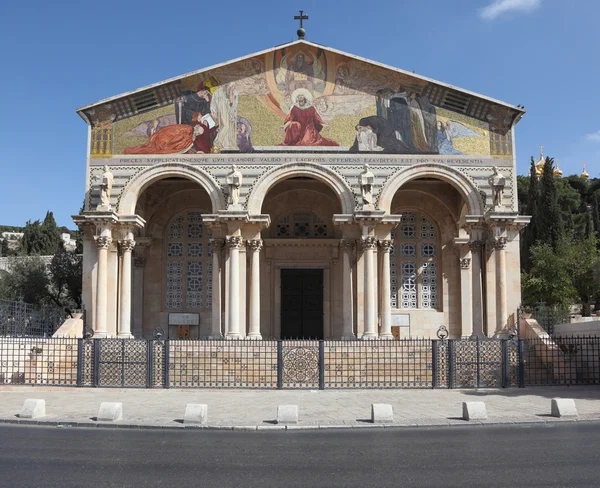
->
[95, 339, 148, 387]
[279, 341, 320, 389]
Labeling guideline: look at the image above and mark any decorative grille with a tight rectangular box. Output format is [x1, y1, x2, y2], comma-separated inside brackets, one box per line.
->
[275, 210, 329, 238]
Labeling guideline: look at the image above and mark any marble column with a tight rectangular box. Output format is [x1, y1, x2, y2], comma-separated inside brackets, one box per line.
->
[469, 240, 484, 337]
[94, 234, 112, 338]
[459, 251, 473, 338]
[379, 239, 394, 339]
[209, 238, 225, 339]
[118, 238, 135, 338]
[361, 236, 378, 339]
[484, 240, 497, 337]
[132, 256, 145, 338]
[494, 237, 508, 334]
[340, 239, 356, 340]
[226, 236, 243, 339]
[247, 239, 263, 340]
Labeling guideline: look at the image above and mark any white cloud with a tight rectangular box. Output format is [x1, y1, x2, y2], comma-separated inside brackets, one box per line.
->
[586, 130, 600, 142]
[479, 0, 542, 20]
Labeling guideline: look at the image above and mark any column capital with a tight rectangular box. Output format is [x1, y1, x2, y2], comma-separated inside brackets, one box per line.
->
[378, 239, 393, 252]
[210, 237, 226, 251]
[459, 257, 472, 269]
[492, 236, 507, 250]
[95, 236, 112, 249]
[225, 235, 243, 249]
[469, 240, 485, 253]
[247, 239, 263, 252]
[119, 239, 136, 252]
[134, 257, 146, 268]
[360, 236, 378, 250]
[339, 239, 356, 251]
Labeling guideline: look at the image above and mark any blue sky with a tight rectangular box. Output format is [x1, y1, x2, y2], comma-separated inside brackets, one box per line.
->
[0, 0, 598, 228]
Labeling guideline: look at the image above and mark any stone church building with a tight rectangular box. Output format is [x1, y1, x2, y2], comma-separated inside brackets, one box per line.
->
[73, 38, 529, 341]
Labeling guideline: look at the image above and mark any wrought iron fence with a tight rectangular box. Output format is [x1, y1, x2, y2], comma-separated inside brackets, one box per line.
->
[0, 299, 67, 337]
[532, 303, 571, 336]
[2, 336, 600, 389]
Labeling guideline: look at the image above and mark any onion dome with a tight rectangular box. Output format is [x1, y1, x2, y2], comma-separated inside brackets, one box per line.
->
[553, 159, 563, 177]
[535, 144, 545, 176]
[581, 161, 589, 180]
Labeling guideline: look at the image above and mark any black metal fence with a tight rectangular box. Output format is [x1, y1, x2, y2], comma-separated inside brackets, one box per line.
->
[0, 300, 67, 337]
[1, 337, 599, 389]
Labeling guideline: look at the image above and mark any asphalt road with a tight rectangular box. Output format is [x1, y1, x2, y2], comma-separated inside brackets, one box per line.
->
[1, 423, 599, 487]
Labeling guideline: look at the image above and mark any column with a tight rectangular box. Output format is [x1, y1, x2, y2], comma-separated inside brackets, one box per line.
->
[484, 240, 497, 337]
[379, 239, 393, 339]
[361, 236, 378, 339]
[494, 237, 508, 334]
[459, 250, 473, 338]
[209, 238, 224, 339]
[469, 241, 484, 338]
[132, 256, 145, 338]
[247, 239, 263, 339]
[118, 238, 135, 338]
[94, 234, 111, 338]
[340, 239, 356, 340]
[226, 236, 243, 339]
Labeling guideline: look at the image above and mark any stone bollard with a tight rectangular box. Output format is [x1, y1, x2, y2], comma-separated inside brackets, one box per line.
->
[462, 401, 487, 421]
[19, 399, 46, 419]
[184, 404, 208, 425]
[276, 405, 298, 425]
[551, 398, 577, 418]
[97, 402, 123, 422]
[371, 404, 393, 423]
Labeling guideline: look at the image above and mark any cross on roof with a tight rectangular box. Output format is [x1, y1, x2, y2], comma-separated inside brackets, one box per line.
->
[294, 10, 308, 39]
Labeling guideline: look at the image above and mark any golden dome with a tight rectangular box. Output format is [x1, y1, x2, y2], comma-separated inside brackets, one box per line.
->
[535, 144, 545, 176]
[553, 159, 563, 177]
[581, 161, 589, 180]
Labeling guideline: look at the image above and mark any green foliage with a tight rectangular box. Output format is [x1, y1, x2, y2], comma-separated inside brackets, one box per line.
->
[19, 211, 63, 256]
[522, 237, 600, 316]
[536, 158, 564, 249]
[0, 257, 50, 305]
[48, 249, 82, 310]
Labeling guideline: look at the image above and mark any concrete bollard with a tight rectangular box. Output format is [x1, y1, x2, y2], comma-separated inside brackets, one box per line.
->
[462, 401, 487, 420]
[277, 405, 298, 424]
[97, 402, 123, 422]
[371, 404, 393, 423]
[19, 399, 46, 419]
[551, 398, 577, 418]
[184, 404, 208, 425]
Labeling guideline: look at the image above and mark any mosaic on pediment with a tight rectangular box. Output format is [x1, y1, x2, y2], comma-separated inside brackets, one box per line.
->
[86, 45, 518, 160]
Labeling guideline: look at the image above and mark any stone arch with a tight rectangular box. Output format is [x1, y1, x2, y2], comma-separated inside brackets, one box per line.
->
[378, 163, 485, 216]
[118, 162, 225, 215]
[246, 162, 355, 215]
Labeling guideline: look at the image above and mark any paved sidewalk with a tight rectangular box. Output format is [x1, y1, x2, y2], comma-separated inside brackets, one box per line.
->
[1, 386, 599, 430]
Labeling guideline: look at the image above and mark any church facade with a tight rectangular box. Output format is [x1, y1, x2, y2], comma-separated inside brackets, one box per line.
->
[73, 40, 529, 341]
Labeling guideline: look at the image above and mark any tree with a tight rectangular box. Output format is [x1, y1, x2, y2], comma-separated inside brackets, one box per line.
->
[19, 211, 63, 256]
[48, 249, 82, 311]
[0, 257, 50, 305]
[536, 157, 564, 249]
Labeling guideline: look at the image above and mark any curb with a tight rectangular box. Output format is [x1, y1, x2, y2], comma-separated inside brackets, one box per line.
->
[0, 416, 593, 431]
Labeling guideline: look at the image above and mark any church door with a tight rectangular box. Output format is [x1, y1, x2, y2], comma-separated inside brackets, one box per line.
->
[281, 269, 324, 339]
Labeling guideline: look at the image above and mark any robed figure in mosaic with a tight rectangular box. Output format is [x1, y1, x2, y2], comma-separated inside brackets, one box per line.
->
[279, 89, 338, 147]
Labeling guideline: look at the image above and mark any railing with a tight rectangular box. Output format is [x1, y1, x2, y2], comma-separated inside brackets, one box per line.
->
[1, 337, 599, 389]
[0, 299, 67, 337]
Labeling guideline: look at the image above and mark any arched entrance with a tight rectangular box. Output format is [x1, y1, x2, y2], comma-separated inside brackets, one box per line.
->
[258, 173, 345, 339]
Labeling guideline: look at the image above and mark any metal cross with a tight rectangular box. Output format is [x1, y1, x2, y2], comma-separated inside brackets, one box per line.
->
[294, 10, 308, 29]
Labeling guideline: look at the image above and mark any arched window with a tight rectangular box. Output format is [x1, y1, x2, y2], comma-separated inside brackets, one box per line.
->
[390, 212, 438, 309]
[166, 211, 212, 309]
[275, 210, 329, 238]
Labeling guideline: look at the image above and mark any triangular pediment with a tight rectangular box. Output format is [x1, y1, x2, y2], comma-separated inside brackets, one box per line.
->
[80, 40, 523, 158]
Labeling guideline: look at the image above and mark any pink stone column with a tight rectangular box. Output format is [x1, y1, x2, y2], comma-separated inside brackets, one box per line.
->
[340, 239, 356, 340]
[361, 236, 378, 339]
[247, 239, 263, 339]
[226, 236, 243, 339]
[118, 238, 135, 338]
[379, 239, 394, 340]
[94, 234, 112, 338]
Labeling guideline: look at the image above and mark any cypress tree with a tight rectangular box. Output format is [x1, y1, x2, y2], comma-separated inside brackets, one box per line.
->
[593, 192, 600, 239]
[537, 157, 564, 249]
[521, 158, 540, 270]
[40, 211, 62, 256]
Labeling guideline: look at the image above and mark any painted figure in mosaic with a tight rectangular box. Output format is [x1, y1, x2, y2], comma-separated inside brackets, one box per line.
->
[386, 88, 414, 151]
[356, 125, 383, 152]
[192, 113, 217, 154]
[226, 164, 243, 208]
[350, 116, 412, 154]
[488, 166, 506, 208]
[359, 163, 375, 209]
[437, 120, 481, 155]
[279, 89, 338, 147]
[124, 124, 194, 154]
[417, 94, 438, 153]
[211, 84, 239, 151]
[98, 165, 114, 210]
[408, 92, 429, 152]
[236, 117, 254, 152]
[176, 83, 213, 125]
